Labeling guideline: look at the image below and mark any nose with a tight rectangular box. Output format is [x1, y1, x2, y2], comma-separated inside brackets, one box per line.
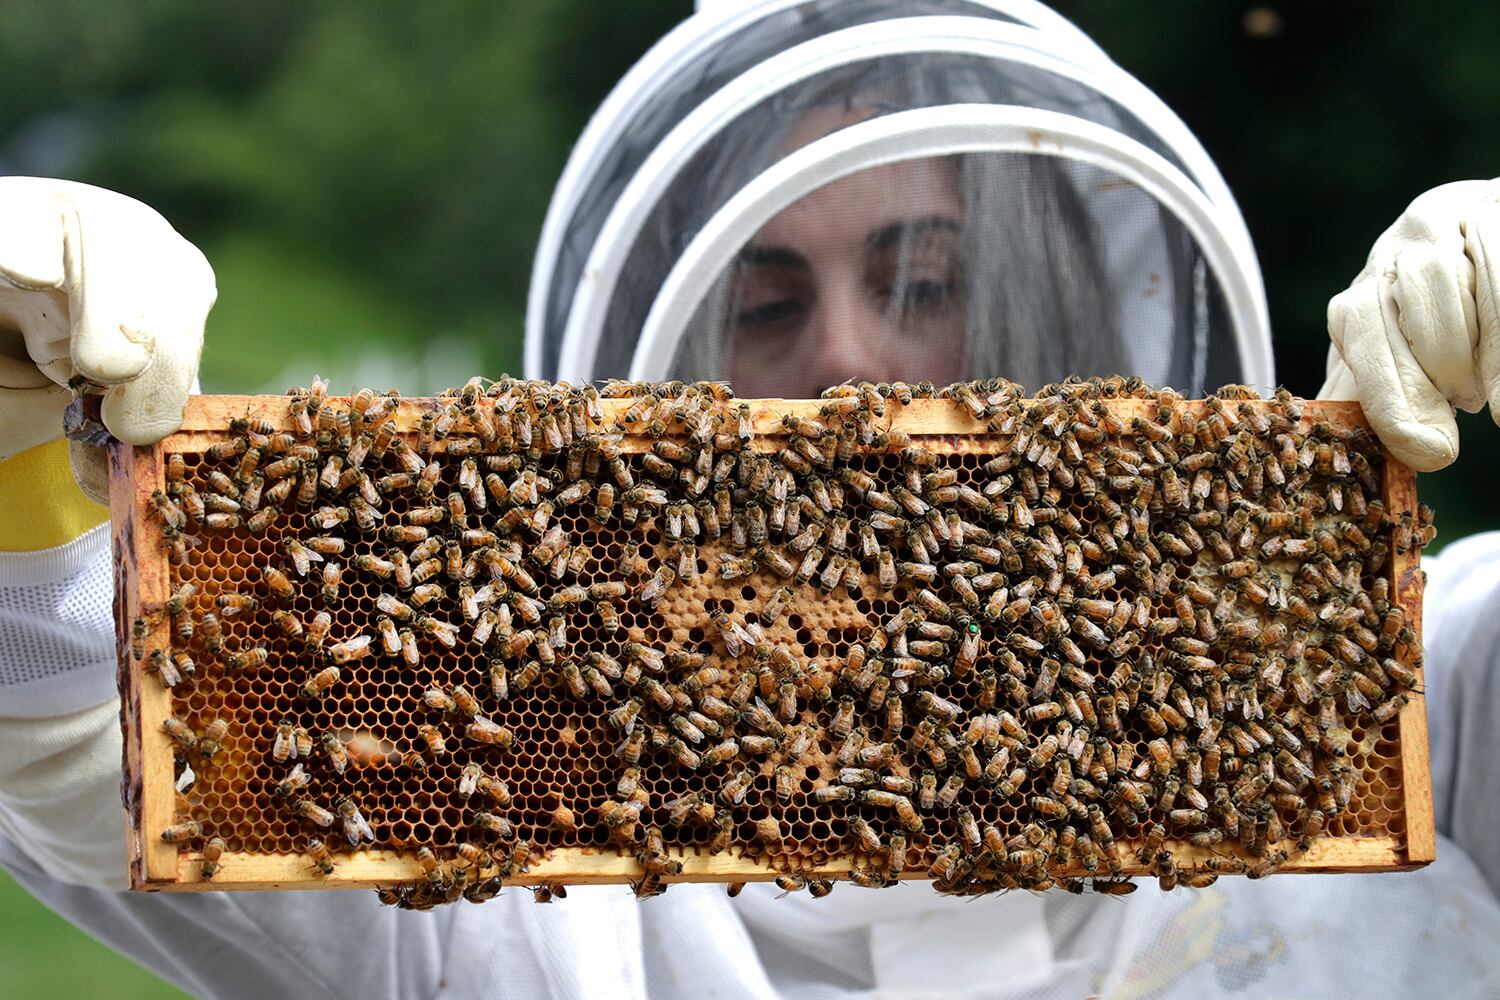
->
[800, 282, 896, 394]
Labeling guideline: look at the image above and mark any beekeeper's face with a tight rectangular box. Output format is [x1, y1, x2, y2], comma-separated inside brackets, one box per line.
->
[725, 107, 967, 398]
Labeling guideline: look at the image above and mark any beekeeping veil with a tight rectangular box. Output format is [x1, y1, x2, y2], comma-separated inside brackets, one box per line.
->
[527, 0, 1274, 397]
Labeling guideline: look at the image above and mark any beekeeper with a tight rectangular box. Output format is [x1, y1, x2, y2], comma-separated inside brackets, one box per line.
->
[2, 2, 1499, 998]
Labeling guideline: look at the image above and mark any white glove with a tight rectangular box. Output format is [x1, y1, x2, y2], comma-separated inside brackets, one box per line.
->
[0, 177, 216, 498]
[1319, 178, 1500, 472]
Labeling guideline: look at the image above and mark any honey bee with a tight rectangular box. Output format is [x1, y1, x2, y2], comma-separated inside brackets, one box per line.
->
[636, 565, 678, 610]
[269, 762, 312, 800]
[1372, 693, 1408, 723]
[226, 646, 270, 672]
[162, 716, 198, 752]
[253, 563, 297, 602]
[417, 724, 448, 760]
[413, 616, 457, 649]
[165, 452, 190, 482]
[328, 635, 374, 664]
[319, 558, 346, 601]
[307, 837, 336, 876]
[291, 798, 336, 828]
[160, 819, 203, 843]
[337, 796, 376, 845]
[282, 538, 325, 576]
[300, 612, 332, 655]
[915, 691, 961, 723]
[143, 649, 180, 688]
[467, 718, 514, 749]
[149, 489, 190, 531]
[1092, 877, 1137, 896]
[1246, 849, 1289, 880]
[477, 775, 514, 810]
[163, 583, 199, 622]
[197, 611, 225, 655]
[197, 718, 229, 760]
[282, 724, 310, 762]
[265, 719, 300, 763]
[128, 616, 152, 661]
[446, 761, 483, 800]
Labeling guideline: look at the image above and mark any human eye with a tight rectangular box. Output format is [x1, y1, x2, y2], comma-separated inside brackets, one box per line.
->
[729, 257, 810, 338]
[896, 277, 955, 311]
[735, 298, 806, 329]
[867, 224, 965, 328]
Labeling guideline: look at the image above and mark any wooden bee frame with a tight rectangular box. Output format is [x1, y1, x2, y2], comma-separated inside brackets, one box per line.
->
[113, 395, 1432, 892]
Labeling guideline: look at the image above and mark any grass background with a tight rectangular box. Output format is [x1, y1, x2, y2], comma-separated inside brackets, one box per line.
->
[0, 875, 189, 998]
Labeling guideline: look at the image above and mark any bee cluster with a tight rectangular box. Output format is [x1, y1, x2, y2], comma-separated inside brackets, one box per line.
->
[140, 375, 1430, 907]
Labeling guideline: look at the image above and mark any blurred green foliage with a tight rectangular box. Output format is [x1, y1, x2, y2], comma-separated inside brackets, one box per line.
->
[1, 2, 1497, 996]
[0, 0, 688, 392]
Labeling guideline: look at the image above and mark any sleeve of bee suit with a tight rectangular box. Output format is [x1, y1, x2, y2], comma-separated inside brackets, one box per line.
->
[1418, 529, 1500, 894]
[0, 437, 113, 720]
[0, 430, 121, 886]
[0, 434, 120, 890]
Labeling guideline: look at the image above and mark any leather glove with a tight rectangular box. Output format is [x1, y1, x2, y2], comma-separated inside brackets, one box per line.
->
[1319, 179, 1500, 472]
[0, 177, 216, 501]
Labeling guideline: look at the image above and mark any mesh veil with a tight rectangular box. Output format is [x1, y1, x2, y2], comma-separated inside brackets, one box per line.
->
[531, 4, 1271, 396]
[660, 149, 1240, 396]
[534, 1, 1089, 381]
[537, 13, 1266, 395]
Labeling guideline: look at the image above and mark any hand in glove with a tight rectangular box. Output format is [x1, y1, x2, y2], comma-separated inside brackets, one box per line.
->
[1320, 178, 1500, 472]
[0, 177, 216, 501]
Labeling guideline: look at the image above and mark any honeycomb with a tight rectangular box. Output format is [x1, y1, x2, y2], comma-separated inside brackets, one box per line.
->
[122, 376, 1431, 906]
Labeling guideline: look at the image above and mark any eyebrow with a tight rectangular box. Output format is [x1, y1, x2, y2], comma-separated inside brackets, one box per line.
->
[866, 215, 961, 253]
[736, 245, 807, 268]
[737, 215, 963, 270]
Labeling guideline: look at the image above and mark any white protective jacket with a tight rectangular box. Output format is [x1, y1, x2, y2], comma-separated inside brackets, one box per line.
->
[3, 520, 1500, 1000]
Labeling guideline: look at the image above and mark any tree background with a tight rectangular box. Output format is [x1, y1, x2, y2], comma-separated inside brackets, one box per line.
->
[1, 2, 1496, 995]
